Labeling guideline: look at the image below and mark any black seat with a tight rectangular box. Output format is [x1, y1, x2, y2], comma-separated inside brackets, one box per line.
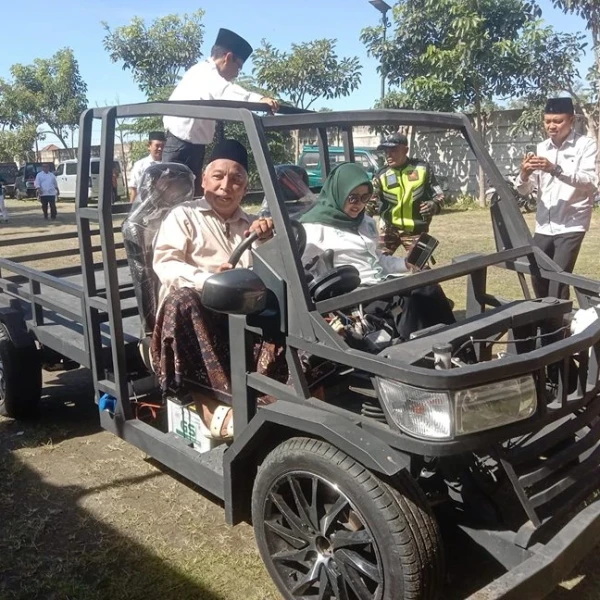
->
[122, 163, 195, 339]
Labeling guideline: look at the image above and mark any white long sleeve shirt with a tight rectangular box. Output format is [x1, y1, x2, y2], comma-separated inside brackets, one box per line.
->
[34, 171, 59, 197]
[163, 59, 263, 144]
[302, 216, 408, 287]
[515, 131, 598, 235]
[129, 155, 160, 190]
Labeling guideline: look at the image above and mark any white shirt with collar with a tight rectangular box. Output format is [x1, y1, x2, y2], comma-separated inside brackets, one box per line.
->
[129, 154, 160, 190]
[163, 59, 264, 145]
[153, 197, 256, 307]
[34, 171, 59, 197]
[302, 216, 408, 287]
[515, 130, 598, 235]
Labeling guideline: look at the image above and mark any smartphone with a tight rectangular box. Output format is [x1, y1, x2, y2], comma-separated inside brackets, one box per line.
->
[525, 144, 536, 158]
[406, 233, 439, 270]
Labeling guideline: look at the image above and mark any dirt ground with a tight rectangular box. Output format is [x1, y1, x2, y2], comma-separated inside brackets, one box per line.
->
[1, 198, 600, 599]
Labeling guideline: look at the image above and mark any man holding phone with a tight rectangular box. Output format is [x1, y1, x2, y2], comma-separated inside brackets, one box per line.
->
[516, 97, 597, 299]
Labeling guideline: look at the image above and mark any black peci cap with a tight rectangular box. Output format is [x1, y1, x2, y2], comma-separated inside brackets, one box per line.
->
[544, 97, 575, 115]
[148, 131, 166, 142]
[215, 28, 253, 63]
[207, 139, 248, 172]
[377, 133, 409, 150]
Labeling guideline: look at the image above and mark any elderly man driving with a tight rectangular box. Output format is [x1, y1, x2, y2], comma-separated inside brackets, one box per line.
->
[151, 139, 280, 441]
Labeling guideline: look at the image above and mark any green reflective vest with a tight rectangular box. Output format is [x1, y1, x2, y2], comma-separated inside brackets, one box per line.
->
[377, 160, 431, 234]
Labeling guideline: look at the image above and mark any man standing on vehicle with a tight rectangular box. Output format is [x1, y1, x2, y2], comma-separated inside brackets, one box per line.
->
[163, 28, 280, 195]
[371, 133, 445, 255]
[516, 97, 597, 299]
[34, 163, 60, 220]
[128, 131, 166, 203]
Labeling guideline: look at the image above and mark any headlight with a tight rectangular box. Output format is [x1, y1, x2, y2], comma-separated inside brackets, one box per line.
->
[375, 375, 537, 440]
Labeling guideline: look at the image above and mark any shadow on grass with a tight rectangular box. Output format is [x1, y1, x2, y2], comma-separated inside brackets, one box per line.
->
[0, 450, 227, 600]
[0, 368, 100, 448]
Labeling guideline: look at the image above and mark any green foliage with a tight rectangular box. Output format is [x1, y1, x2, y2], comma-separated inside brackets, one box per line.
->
[0, 48, 87, 152]
[102, 10, 205, 101]
[253, 39, 362, 109]
[361, 0, 583, 119]
[0, 123, 38, 163]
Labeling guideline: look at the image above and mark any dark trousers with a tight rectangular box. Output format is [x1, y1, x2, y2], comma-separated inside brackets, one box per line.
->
[532, 231, 585, 300]
[162, 132, 206, 196]
[40, 195, 57, 219]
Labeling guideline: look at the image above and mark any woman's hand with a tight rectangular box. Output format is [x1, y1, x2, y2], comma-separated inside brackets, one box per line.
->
[406, 261, 421, 274]
[247, 217, 274, 240]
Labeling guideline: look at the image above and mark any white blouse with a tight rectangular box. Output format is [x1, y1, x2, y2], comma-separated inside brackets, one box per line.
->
[302, 216, 408, 286]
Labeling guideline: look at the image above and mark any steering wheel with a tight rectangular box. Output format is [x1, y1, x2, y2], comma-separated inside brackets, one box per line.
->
[228, 219, 307, 268]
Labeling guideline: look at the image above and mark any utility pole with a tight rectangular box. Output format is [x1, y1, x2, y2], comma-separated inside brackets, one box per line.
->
[369, 0, 392, 102]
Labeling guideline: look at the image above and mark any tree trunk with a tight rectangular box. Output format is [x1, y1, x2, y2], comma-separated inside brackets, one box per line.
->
[474, 93, 487, 207]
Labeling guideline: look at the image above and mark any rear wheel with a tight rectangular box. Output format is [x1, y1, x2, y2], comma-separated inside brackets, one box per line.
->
[0, 323, 42, 419]
[252, 437, 444, 600]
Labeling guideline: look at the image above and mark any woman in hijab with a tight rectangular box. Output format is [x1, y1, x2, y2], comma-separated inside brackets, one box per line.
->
[300, 162, 455, 340]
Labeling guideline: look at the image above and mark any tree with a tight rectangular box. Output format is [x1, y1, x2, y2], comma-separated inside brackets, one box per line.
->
[252, 39, 362, 110]
[102, 11, 205, 101]
[1, 48, 87, 157]
[0, 123, 38, 163]
[360, 0, 581, 205]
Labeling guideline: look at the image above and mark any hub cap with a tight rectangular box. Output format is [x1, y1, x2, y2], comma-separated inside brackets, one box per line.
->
[262, 471, 383, 599]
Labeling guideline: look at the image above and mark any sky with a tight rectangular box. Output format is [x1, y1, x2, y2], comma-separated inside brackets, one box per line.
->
[0, 0, 593, 147]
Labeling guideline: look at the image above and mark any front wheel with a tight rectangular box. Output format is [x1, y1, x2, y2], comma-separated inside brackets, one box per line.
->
[252, 437, 444, 600]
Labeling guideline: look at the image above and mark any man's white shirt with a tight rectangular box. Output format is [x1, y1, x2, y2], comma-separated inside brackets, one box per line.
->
[34, 171, 59, 196]
[129, 154, 160, 190]
[163, 58, 263, 144]
[515, 131, 598, 235]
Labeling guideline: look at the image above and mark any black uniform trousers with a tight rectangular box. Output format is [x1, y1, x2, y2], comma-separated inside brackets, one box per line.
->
[532, 231, 585, 300]
[162, 132, 206, 196]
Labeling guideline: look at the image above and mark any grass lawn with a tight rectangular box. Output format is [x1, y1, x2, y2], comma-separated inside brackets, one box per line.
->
[0, 199, 600, 599]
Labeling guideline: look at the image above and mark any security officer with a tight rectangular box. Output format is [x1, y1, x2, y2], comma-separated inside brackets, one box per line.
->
[371, 133, 445, 255]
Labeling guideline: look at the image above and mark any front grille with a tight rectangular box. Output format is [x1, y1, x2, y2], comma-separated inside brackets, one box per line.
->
[495, 349, 600, 547]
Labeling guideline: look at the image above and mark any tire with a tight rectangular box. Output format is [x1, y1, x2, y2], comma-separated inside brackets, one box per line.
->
[252, 437, 444, 600]
[0, 323, 42, 419]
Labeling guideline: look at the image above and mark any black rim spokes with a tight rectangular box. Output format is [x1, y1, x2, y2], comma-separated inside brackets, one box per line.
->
[263, 473, 382, 600]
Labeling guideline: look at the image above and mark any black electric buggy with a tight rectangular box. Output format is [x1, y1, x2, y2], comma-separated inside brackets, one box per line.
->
[1, 100, 600, 599]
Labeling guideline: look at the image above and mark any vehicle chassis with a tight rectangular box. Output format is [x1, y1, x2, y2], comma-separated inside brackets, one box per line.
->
[1, 101, 600, 599]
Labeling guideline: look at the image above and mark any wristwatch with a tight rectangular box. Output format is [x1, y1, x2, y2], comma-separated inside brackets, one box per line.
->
[550, 164, 563, 178]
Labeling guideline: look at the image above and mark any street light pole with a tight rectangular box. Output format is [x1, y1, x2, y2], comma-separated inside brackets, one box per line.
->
[369, 0, 392, 103]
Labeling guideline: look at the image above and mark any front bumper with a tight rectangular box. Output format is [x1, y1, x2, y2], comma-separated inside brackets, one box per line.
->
[468, 497, 600, 599]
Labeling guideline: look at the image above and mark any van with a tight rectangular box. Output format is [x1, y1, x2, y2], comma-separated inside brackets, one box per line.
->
[15, 163, 55, 199]
[55, 158, 126, 200]
[0, 162, 18, 198]
[298, 145, 384, 187]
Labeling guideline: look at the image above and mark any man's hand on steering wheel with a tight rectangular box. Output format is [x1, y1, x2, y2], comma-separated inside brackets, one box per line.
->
[217, 262, 234, 272]
[246, 216, 274, 240]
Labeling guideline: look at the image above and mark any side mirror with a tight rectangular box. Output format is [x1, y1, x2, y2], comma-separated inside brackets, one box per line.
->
[201, 269, 268, 315]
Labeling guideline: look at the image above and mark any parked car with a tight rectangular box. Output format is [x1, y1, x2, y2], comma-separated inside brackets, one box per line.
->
[298, 145, 383, 187]
[15, 162, 55, 200]
[0, 162, 18, 198]
[54, 158, 126, 200]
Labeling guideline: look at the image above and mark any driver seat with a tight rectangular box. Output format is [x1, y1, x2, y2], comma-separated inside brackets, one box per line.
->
[121, 162, 195, 369]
